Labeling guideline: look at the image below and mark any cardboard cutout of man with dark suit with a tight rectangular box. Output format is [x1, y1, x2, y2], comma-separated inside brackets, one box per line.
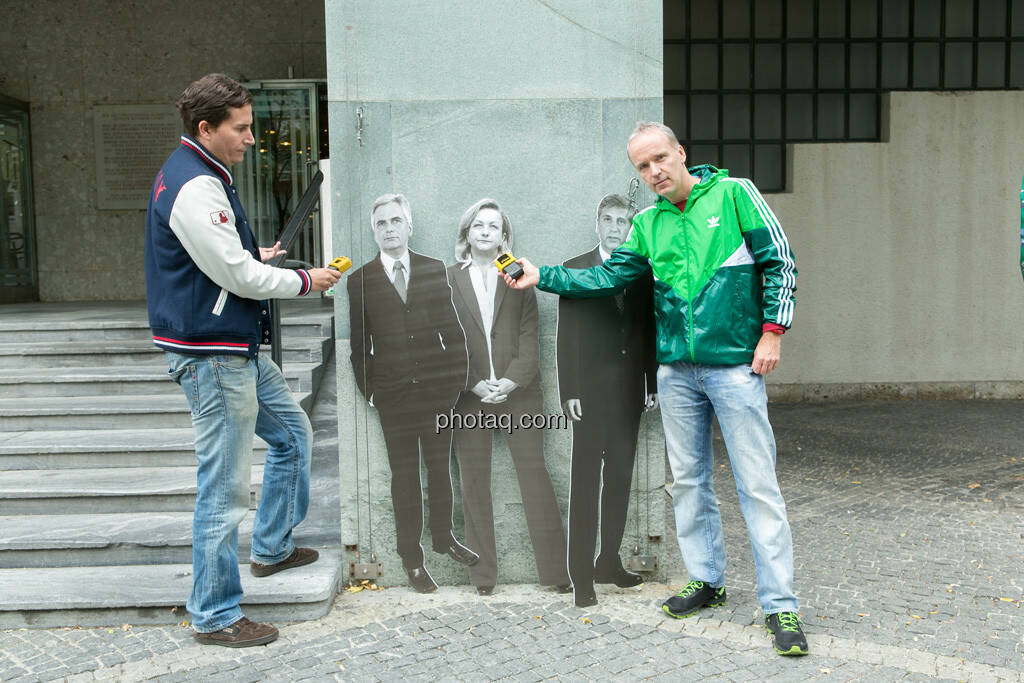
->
[558, 193, 658, 607]
[347, 193, 479, 593]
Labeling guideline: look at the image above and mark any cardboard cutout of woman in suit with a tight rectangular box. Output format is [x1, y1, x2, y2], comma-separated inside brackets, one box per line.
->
[447, 198, 570, 595]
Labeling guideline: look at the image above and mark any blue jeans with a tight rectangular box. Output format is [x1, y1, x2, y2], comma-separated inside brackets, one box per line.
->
[657, 361, 797, 615]
[167, 352, 312, 632]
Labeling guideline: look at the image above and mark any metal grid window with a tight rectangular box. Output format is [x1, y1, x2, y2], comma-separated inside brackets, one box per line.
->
[664, 0, 1024, 191]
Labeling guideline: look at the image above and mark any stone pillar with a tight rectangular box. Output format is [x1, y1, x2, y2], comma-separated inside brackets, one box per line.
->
[326, 0, 670, 586]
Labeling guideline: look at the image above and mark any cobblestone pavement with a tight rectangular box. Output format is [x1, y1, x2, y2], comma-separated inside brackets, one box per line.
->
[1, 400, 1021, 682]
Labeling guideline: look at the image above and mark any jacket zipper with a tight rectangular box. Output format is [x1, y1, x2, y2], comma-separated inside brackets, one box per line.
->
[212, 288, 228, 316]
[677, 200, 697, 363]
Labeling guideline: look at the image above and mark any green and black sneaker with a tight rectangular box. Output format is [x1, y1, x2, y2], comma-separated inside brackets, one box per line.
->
[661, 580, 727, 619]
[765, 612, 809, 656]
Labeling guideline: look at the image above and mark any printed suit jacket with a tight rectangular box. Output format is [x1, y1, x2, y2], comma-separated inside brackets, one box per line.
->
[556, 247, 657, 413]
[347, 251, 467, 411]
[447, 263, 542, 409]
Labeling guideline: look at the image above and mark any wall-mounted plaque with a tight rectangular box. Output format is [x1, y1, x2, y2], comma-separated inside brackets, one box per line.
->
[93, 104, 180, 210]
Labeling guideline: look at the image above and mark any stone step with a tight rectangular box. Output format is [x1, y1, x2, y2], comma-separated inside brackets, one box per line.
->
[0, 392, 312, 430]
[0, 362, 322, 397]
[0, 338, 330, 369]
[0, 549, 341, 628]
[0, 512, 259, 568]
[0, 305, 334, 343]
[0, 320, 334, 343]
[0, 466, 264, 515]
[0, 428, 266, 470]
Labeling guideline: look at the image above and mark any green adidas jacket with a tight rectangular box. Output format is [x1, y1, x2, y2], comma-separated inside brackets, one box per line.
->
[539, 165, 796, 366]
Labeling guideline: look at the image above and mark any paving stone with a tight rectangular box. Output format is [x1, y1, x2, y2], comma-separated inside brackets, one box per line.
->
[2, 402, 1023, 681]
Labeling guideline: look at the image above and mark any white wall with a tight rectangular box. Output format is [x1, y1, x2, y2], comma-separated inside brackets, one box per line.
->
[766, 91, 1024, 392]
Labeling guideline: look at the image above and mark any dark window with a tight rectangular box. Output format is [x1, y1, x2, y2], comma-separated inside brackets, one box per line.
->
[883, 0, 911, 38]
[914, 0, 942, 38]
[723, 143, 752, 178]
[664, 0, 1024, 191]
[848, 94, 878, 139]
[722, 44, 751, 88]
[722, 94, 751, 138]
[786, 43, 815, 88]
[913, 43, 941, 88]
[755, 44, 783, 88]
[850, 2, 877, 38]
[755, 94, 783, 138]
[756, 0, 784, 38]
[818, 43, 846, 89]
[787, 0, 815, 38]
[850, 43, 877, 88]
[944, 42, 975, 87]
[944, 0, 975, 37]
[818, 0, 846, 38]
[786, 94, 814, 138]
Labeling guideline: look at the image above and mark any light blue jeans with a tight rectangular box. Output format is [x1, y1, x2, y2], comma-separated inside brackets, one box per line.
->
[167, 352, 312, 632]
[657, 361, 798, 615]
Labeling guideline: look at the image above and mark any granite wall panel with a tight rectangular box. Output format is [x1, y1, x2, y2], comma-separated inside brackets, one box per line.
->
[326, 0, 671, 588]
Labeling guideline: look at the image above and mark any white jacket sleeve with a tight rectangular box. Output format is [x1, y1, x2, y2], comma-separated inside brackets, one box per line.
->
[168, 175, 307, 299]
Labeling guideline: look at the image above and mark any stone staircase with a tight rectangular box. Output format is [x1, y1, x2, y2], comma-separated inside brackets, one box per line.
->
[0, 300, 342, 628]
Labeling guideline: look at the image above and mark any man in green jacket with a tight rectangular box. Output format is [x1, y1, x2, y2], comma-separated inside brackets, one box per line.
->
[503, 122, 807, 656]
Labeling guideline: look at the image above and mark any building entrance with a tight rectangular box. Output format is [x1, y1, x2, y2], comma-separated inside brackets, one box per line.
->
[0, 95, 36, 304]
[237, 80, 328, 268]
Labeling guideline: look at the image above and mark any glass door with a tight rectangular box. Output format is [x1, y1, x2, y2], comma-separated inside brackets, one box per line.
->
[0, 95, 37, 303]
[237, 80, 327, 269]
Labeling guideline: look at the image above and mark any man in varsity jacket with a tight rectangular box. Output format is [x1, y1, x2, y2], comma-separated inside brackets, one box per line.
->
[145, 73, 340, 648]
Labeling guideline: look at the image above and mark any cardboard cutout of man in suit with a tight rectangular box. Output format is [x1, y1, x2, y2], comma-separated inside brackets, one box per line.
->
[447, 198, 570, 596]
[347, 193, 479, 593]
[557, 193, 658, 607]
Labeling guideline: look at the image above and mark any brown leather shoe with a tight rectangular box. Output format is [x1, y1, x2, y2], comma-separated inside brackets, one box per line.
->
[250, 547, 319, 577]
[193, 617, 278, 648]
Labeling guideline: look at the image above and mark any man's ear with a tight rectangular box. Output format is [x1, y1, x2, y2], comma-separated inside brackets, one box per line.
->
[196, 120, 212, 139]
[678, 145, 687, 164]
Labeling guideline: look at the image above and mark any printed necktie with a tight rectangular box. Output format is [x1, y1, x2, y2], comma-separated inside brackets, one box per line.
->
[393, 261, 408, 303]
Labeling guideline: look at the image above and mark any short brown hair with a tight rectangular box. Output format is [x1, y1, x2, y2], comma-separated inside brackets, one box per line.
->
[175, 73, 252, 137]
[596, 193, 636, 224]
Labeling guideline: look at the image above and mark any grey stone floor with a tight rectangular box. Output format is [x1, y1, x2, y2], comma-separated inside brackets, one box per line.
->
[1, 397, 1022, 682]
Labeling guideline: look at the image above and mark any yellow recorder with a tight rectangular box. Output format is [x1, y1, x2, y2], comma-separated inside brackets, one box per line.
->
[494, 253, 524, 280]
[327, 256, 352, 274]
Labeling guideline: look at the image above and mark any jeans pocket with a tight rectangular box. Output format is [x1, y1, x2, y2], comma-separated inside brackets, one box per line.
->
[173, 363, 202, 417]
[215, 355, 251, 371]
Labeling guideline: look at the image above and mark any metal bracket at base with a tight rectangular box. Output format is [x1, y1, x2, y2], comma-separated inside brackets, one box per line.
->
[627, 555, 658, 573]
[350, 562, 382, 579]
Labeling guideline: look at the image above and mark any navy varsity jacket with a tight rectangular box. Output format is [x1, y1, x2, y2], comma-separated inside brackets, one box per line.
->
[145, 136, 313, 357]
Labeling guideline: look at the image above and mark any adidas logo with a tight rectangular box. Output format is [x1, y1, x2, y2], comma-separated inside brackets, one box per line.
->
[706, 215, 720, 229]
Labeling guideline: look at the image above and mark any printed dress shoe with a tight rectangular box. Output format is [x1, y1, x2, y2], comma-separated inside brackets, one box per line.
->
[442, 541, 480, 566]
[574, 586, 598, 608]
[406, 566, 439, 594]
[250, 547, 319, 577]
[594, 566, 644, 588]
